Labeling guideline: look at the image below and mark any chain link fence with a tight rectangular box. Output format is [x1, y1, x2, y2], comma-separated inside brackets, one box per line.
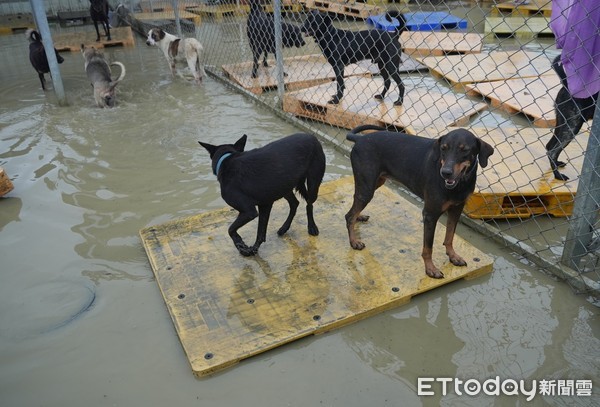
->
[13, 0, 600, 296]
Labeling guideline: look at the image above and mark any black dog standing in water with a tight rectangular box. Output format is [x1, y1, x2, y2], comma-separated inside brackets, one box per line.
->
[199, 134, 326, 256]
[90, 0, 111, 42]
[246, 0, 305, 78]
[301, 10, 407, 106]
[26, 29, 64, 90]
[546, 55, 599, 180]
[344, 125, 494, 279]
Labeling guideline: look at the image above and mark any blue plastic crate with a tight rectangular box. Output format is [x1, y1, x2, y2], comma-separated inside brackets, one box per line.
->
[367, 11, 467, 32]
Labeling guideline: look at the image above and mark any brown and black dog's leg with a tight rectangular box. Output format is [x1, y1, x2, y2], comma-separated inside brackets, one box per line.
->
[421, 208, 444, 279]
[444, 204, 467, 268]
[346, 175, 386, 249]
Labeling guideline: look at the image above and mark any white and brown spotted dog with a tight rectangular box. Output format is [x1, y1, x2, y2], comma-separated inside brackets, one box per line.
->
[81, 44, 126, 108]
[145, 28, 205, 84]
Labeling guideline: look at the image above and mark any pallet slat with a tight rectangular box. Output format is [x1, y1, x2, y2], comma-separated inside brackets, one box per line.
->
[417, 50, 554, 91]
[464, 74, 562, 127]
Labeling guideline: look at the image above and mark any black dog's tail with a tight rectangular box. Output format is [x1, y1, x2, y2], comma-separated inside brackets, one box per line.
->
[346, 124, 387, 142]
[26, 28, 42, 43]
[552, 54, 569, 89]
[385, 10, 407, 34]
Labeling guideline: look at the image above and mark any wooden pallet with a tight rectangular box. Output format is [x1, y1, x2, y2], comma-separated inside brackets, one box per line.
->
[490, 0, 553, 18]
[0, 167, 13, 197]
[186, 4, 245, 21]
[421, 127, 586, 219]
[485, 16, 553, 39]
[138, 1, 198, 12]
[304, 0, 381, 19]
[0, 13, 34, 34]
[469, 127, 586, 219]
[139, 176, 494, 377]
[52, 26, 136, 52]
[133, 10, 202, 26]
[465, 74, 562, 128]
[401, 31, 484, 57]
[417, 50, 554, 91]
[222, 54, 372, 95]
[283, 76, 488, 132]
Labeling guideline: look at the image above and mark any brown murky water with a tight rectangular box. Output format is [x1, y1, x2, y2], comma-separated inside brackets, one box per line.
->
[0, 27, 598, 407]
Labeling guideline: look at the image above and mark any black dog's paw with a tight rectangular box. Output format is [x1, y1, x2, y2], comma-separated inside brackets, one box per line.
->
[236, 242, 257, 256]
[393, 99, 403, 107]
[554, 171, 570, 181]
[557, 160, 567, 168]
[328, 96, 340, 105]
[307, 224, 319, 236]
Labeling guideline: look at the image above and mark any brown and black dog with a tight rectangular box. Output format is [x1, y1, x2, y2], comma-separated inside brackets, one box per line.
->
[345, 125, 494, 278]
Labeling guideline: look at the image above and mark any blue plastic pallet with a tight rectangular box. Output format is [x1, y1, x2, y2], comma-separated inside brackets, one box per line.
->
[367, 11, 467, 31]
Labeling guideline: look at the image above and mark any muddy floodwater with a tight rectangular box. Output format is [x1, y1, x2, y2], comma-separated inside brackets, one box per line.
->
[0, 29, 598, 407]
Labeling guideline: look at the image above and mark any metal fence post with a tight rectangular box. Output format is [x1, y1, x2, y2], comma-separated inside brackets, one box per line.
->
[273, 0, 285, 107]
[561, 104, 600, 270]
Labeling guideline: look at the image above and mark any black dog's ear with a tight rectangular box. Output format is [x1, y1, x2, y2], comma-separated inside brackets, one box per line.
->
[234, 134, 247, 152]
[477, 138, 494, 168]
[431, 135, 445, 162]
[198, 141, 218, 157]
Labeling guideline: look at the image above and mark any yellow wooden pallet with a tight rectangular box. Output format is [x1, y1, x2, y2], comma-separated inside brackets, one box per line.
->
[186, 4, 245, 21]
[222, 54, 372, 95]
[484, 16, 553, 39]
[465, 74, 562, 128]
[283, 76, 488, 133]
[138, 1, 197, 12]
[417, 50, 554, 91]
[0, 13, 34, 35]
[490, 0, 553, 18]
[304, 0, 381, 19]
[433, 127, 586, 219]
[133, 10, 202, 25]
[139, 176, 494, 377]
[401, 31, 484, 57]
[52, 26, 136, 52]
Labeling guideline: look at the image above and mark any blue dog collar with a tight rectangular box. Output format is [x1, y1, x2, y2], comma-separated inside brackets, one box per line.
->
[214, 153, 232, 175]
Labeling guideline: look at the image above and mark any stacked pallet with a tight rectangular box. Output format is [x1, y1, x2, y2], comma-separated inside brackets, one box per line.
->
[304, 0, 381, 19]
[486, 0, 553, 38]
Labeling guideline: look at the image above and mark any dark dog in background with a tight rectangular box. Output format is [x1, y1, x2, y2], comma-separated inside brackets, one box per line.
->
[546, 55, 598, 180]
[90, 0, 111, 42]
[199, 133, 326, 256]
[345, 125, 494, 279]
[301, 10, 407, 105]
[26, 29, 64, 90]
[246, 0, 305, 78]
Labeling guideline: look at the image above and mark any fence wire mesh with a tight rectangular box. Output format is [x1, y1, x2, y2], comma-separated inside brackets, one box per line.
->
[9, 0, 600, 295]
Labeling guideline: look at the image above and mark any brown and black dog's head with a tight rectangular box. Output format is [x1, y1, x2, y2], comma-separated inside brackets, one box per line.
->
[434, 129, 494, 190]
